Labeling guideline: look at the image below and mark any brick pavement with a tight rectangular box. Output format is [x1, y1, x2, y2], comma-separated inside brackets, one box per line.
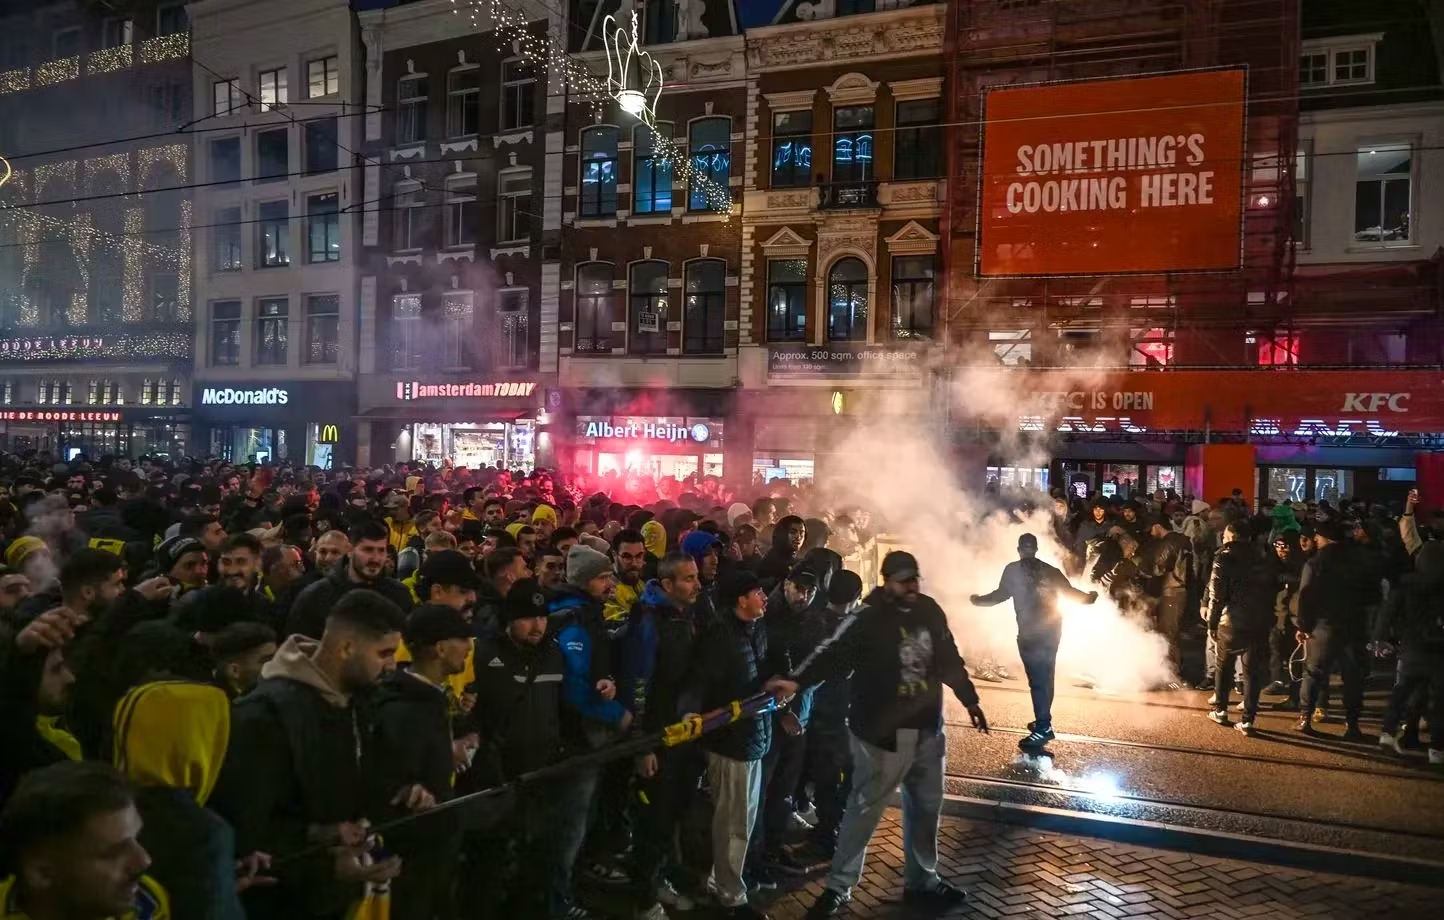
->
[751, 809, 1437, 920]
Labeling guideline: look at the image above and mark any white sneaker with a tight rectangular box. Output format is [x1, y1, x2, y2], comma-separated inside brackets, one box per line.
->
[657, 880, 693, 911]
[1379, 732, 1404, 755]
[1207, 709, 1229, 725]
[1429, 749, 1443, 765]
[795, 804, 819, 827]
[634, 905, 667, 920]
[1206, 695, 1221, 707]
[786, 811, 814, 834]
[1235, 720, 1256, 737]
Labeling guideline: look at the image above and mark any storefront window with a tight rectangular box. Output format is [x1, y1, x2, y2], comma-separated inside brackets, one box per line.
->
[1314, 469, 1353, 505]
[1146, 465, 1182, 496]
[212, 426, 285, 464]
[407, 421, 535, 470]
[986, 466, 1049, 491]
[1266, 466, 1308, 504]
[1101, 463, 1140, 499]
[754, 456, 815, 483]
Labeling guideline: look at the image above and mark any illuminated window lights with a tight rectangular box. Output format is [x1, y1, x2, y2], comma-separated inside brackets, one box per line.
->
[122, 209, 146, 323]
[177, 200, 192, 320]
[138, 144, 189, 186]
[138, 33, 190, 65]
[87, 45, 133, 76]
[0, 68, 29, 95]
[36, 56, 80, 87]
[33, 161, 76, 200]
[83, 153, 134, 195]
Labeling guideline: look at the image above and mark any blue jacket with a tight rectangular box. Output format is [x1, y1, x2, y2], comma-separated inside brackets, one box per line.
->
[550, 586, 628, 732]
[619, 580, 697, 733]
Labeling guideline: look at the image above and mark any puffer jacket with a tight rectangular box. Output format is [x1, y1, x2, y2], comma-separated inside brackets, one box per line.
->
[679, 609, 779, 762]
[1204, 540, 1277, 636]
[1374, 542, 1444, 651]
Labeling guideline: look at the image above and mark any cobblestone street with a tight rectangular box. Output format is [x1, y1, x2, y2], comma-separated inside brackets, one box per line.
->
[757, 810, 1438, 919]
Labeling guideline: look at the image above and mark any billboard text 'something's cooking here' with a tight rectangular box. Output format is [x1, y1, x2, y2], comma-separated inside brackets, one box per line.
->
[977, 68, 1248, 277]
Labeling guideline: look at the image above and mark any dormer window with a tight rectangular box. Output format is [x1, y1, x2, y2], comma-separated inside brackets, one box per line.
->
[1299, 35, 1379, 89]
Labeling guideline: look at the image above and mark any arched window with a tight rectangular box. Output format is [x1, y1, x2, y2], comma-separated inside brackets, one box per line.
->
[687, 117, 730, 212]
[827, 257, 869, 342]
[683, 259, 726, 355]
[628, 260, 669, 356]
[580, 126, 619, 218]
[575, 262, 615, 353]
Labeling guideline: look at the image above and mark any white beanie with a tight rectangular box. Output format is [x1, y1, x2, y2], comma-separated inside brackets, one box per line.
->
[727, 502, 752, 526]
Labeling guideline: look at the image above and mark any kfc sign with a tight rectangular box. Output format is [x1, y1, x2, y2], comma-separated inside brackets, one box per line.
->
[1341, 393, 1409, 413]
[201, 387, 290, 406]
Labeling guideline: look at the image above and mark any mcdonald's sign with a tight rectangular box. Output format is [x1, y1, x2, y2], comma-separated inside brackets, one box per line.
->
[318, 424, 340, 444]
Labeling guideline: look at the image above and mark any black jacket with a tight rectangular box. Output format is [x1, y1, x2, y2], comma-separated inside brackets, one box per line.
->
[1374, 543, 1444, 651]
[209, 637, 379, 918]
[1204, 541, 1277, 637]
[619, 580, 698, 734]
[469, 634, 565, 782]
[680, 610, 781, 762]
[0, 642, 71, 809]
[133, 786, 244, 920]
[972, 557, 1092, 640]
[285, 557, 414, 639]
[1298, 541, 1370, 637]
[371, 669, 459, 858]
[172, 583, 284, 636]
[793, 588, 979, 752]
[1144, 531, 1193, 598]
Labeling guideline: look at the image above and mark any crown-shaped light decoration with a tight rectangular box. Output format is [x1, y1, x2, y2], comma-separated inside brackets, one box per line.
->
[602, 8, 663, 124]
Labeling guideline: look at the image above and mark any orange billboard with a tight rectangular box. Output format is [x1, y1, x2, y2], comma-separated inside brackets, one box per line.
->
[976, 68, 1247, 277]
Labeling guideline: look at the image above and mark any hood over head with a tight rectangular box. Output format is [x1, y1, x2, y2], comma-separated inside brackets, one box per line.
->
[771, 515, 805, 554]
[113, 681, 230, 806]
[261, 635, 349, 707]
[640, 520, 667, 557]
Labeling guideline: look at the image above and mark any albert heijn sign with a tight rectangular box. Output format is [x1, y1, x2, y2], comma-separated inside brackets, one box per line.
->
[967, 370, 1444, 434]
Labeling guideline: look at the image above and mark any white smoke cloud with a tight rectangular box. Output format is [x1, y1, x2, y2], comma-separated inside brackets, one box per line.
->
[816, 359, 1174, 693]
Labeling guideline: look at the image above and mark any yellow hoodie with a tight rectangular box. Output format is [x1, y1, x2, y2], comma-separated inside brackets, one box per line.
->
[641, 520, 667, 558]
[112, 681, 230, 807]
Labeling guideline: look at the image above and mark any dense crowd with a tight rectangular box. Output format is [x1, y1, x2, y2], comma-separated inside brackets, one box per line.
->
[0, 454, 1437, 920]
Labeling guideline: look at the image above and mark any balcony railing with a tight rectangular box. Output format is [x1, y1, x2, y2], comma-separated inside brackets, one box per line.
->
[819, 179, 881, 210]
[0, 33, 189, 96]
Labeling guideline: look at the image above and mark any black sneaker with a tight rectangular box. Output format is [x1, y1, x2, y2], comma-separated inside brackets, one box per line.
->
[1018, 729, 1053, 751]
[904, 880, 969, 906]
[764, 848, 813, 876]
[805, 889, 850, 919]
[1025, 722, 1057, 741]
[1263, 680, 1288, 695]
[745, 866, 778, 891]
[1342, 723, 1366, 742]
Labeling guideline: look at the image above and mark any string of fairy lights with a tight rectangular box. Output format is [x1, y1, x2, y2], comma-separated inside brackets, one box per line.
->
[450, 0, 736, 216]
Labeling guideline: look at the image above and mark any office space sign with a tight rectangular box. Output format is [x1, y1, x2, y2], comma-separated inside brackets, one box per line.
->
[978, 68, 1247, 277]
[767, 344, 925, 380]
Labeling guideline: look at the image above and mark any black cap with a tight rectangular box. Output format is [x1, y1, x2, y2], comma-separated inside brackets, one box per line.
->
[1314, 519, 1347, 542]
[403, 604, 473, 649]
[719, 571, 765, 606]
[501, 578, 549, 623]
[785, 565, 819, 589]
[420, 550, 482, 590]
[880, 550, 919, 581]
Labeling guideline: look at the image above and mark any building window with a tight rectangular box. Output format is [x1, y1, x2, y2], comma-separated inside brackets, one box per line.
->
[211, 301, 241, 366]
[501, 59, 536, 131]
[307, 193, 340, 263]
[38, 381, 73, 406]
[442, 292, 474, 369]
[827, 257, 869, 342]
[257, 200, 290, 267]
[688, 117, 731, 211]
[391, 294, 422, 370]
[1293, 146, 1310, 247]
[894, 99, 940, 180]
[148, 81, 185, 128]
[259, 67, 287, 110]
[149, 273, 179, 322]
[256, 128, 289, 182]
[305, 294, 339, 365]
[256, 298, 289, 365]
[445, 175, 479, 249]
[990, 330, 1032, 365]
[1355, 145, 1411, 245]
[632, 122, 674, 215]
[890, 255, 934, 340]
[579, 127, 619, 218]
[54, 27, 83, 60]
[497, 290, 529, 369]
[212, 78, 242, 116]
[308, 56, 339, 98]
[643, 0, 676, 44]
[575, 262, 615, 353]
[497, 172, 531, 244]
[102, 18, 133, 49]
[447, 67, 480, 137]
[629, 260, 669, 356]
[393, 183, 423, 251]
[397, 75, 429, 145]
[156, 4, 187, 36]
[766, 259, 807, 343]
[771, 110, 813, 188]
[304, 117, 338, 174]
[209, 137, 240, 184]
[684, 259, 726, 355]
[1299, 43, 1374, 88]
[213, 207, 242, 271]
[832, 106, 874, 183]
[1, 381, 11, 405]
[1257, 332, 1299, 366]
[1130, 327, 1174, 367]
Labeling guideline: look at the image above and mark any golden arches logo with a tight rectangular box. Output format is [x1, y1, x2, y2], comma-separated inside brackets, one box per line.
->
[319, 424, 340, 443]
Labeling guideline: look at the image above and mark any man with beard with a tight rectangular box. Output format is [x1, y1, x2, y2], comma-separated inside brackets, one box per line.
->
[681, 530, 722, 624]
[0, 762, 170, 920]
[211, 591, 425, 920]
[610, 529, 649, 627]
[619, 552, 702, 919]
[172, 533, 274, 633]
[286, 521, 414, 640]
[757, 515, 806, 591]
[771, 552, 989, 919]
[0, 605, 85, 806]
[971, 535, 1096, 752]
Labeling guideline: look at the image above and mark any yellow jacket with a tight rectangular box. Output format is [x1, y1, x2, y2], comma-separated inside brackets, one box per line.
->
[386, 517, 419, 554]
[0, 875, 170, 919]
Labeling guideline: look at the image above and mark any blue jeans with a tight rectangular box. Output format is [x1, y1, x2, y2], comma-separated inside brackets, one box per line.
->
[547, 764, 600, 918]
[827, 728, 945, 896]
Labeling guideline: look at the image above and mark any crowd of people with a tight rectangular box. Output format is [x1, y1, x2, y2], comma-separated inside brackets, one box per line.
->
[0, 455, 986, 920]
[0, 454, 1438, 920]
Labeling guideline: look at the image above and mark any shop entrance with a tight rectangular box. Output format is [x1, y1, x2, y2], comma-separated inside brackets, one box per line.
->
[407, 421, 535, 470]
[212, 426, 286, 464]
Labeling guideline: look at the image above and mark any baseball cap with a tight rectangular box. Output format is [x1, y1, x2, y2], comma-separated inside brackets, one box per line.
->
[420, 550, 482, 590]
[501, 577, 549, 622]
[785, 565, 819, 589]
[719, 571, 765, 606]
[403, 604, 472, 649]
[880, 550, 920, 581]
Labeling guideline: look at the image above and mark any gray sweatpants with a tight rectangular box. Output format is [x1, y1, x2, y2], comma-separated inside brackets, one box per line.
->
[706, 750, 763, 908]
[827, 728, 945, 896]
